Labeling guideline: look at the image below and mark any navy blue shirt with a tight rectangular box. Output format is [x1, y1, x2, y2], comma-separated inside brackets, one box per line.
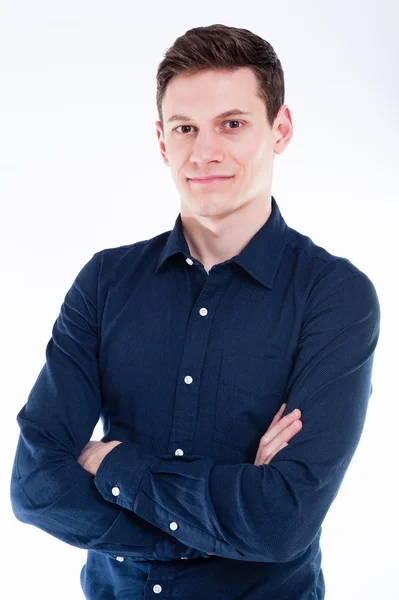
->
[11, 196, 380, 599]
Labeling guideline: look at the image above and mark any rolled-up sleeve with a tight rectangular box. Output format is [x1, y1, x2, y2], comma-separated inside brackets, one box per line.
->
[94, 270, 380, 563]
[10, 251, 207, 560]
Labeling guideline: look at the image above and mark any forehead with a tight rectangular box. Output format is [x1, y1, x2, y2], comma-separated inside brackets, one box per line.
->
[162, 67, 262, 118]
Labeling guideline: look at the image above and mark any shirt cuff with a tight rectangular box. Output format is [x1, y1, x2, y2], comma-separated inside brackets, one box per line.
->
[94, 441, 157, 508]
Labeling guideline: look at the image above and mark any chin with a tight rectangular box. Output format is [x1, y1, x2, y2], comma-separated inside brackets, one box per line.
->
[188, 201, 237, 219]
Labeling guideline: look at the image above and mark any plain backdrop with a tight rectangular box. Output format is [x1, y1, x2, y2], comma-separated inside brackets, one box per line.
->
[1, 1, 398, 598]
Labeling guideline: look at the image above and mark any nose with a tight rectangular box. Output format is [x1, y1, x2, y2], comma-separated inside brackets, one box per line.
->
[189, 131, 224, 165]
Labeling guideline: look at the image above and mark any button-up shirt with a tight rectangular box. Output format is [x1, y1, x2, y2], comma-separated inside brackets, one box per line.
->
[10, 196, 380, 599]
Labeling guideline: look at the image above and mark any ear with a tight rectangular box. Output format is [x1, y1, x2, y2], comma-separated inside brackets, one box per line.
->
[155, 120, 170, 167]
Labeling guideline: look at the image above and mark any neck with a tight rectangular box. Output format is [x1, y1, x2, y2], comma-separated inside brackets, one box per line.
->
[180, 193, 272, 274]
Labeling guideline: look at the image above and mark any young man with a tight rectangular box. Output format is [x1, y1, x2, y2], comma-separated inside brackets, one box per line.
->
[10, 24, 380, 599]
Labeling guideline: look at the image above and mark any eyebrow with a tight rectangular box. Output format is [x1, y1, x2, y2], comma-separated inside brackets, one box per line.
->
[166, 109, 252, 124]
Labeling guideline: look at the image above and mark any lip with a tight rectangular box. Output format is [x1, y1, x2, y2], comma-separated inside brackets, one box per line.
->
[188, 176, 233, 184]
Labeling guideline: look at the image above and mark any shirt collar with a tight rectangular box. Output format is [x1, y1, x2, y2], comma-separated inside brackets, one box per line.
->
[154, 195, 290, 289]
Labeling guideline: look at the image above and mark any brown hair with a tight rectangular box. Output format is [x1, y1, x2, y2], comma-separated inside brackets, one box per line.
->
[156, 24, 285, 132]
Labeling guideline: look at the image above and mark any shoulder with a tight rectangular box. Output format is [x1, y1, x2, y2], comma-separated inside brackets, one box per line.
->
[91, 228, 171, 287]
[285, 225, 380, 319]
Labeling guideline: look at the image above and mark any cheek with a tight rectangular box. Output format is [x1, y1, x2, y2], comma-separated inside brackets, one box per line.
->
[167, 151, 186, 175]
[234, 140, 262, 168]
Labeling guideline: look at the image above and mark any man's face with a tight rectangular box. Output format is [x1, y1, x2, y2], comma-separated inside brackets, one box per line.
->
[155, 67, 291, 219]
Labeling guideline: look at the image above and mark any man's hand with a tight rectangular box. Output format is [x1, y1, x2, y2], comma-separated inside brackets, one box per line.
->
[205, 405, 303, 555]
[254, 403, 302, 466]
[77, 440, 123, 476]
[79, 406, 302, 557]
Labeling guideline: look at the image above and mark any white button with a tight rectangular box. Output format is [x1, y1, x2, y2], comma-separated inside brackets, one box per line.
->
[111, 486, 120, 497]
[181, 556, 188, 559]
[184, 375, 193, 384]
[175, 448, 184, 456]
[186, 257, 194, 265]
[153, 584, 162, 593]
[116, 556, 124, 562]
[199, 307, 208, 316]
[169, 521, 178, 531]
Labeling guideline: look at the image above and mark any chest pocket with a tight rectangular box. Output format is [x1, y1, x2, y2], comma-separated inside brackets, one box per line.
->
[214, 352, 294, 452]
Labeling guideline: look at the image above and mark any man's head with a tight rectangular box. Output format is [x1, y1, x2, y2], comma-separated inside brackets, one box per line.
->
[155, 24, 293, 220]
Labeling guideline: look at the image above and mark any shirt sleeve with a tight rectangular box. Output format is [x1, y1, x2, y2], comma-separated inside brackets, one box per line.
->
[94, 269, 381, 563]
[10, 251, 208, 561]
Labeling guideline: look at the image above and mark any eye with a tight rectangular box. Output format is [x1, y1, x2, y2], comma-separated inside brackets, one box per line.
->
[174, 120, 244, 135]
[224, 120, 244, 129]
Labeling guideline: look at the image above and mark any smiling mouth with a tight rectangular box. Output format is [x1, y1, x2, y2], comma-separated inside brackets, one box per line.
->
[188, 176, 233, 184]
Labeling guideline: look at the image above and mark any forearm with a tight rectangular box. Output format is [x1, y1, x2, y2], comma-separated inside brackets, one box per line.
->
[10, 251, 207, 561]
[94, 272, 380, 563]
[93, 437, 344, 562]
[11, 417, 208, 561]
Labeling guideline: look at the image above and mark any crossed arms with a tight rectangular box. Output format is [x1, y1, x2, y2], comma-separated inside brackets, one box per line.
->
[10, 251, 380, 562]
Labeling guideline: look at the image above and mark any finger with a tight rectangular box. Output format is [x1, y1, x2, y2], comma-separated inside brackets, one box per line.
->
[264, 442, 289, 465]
[256, 420, 302, 465]
[254, 410, 300, 465]
[254, 441, 288, 466]
[259, 409, 301, 448]
[260, 420, 301, 464]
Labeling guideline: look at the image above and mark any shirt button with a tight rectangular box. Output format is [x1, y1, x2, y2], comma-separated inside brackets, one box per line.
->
[181, 556, 188, 559]
[199, 307, 208, 316]
[184, 375, 193, 385]
[169, 521, 178, 531]
[175, 448, 184, 456]
[186, 257, 194, 265]
[111, 486, 120, 497]
[153, 584, 162, 593]
[116, 556, 124, 562]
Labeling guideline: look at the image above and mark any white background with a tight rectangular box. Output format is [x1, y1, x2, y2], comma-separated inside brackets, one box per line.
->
[1, 1, 398, 598]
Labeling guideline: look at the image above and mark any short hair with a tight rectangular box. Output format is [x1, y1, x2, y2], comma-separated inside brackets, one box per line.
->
[156, 23, 285, 131]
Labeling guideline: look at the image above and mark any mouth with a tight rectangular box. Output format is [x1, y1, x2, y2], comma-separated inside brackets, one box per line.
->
[188, 176, 234, 185]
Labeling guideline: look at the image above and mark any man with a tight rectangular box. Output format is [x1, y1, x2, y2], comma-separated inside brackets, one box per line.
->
[10, 24, 380, 599]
